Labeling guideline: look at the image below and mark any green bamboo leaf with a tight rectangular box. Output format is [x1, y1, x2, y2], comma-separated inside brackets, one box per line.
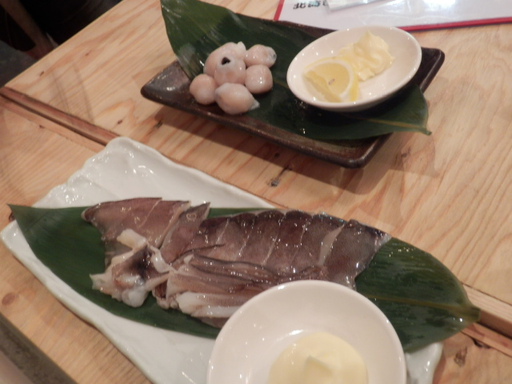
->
[356, 238, 480, 351]
[10, 205, 479, 352]
[160, 0, 430, 140]
[10, 205, 219, 338]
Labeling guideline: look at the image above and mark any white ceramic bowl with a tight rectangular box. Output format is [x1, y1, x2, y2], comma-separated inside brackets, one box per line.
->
[287, 25, 422, 112]
[207, 280, 406, 384]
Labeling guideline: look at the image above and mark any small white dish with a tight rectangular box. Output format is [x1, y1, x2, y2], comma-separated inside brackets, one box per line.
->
[287, 25, 422, 112]
[208, 280, 407, 384]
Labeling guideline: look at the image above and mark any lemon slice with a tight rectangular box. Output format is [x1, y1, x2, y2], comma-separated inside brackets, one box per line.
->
[304, 59, 359, 103]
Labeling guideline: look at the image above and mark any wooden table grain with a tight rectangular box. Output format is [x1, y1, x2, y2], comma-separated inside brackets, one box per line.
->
[0, 96, 150, 383]
[1, 0, 512, 382]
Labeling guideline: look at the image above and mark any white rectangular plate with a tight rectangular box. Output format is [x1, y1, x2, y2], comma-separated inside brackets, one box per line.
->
[1, 137, 440, 384]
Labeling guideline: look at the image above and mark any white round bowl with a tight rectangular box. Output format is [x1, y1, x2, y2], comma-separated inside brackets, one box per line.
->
[207, 280, 406, 384]
[287, 25, 422, 112]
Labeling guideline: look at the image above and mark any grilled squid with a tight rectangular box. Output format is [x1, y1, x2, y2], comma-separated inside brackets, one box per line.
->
[84, 198, 391, 327]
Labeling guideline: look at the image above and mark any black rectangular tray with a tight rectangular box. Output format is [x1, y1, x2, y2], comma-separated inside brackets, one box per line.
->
[142, 23, 444, 168]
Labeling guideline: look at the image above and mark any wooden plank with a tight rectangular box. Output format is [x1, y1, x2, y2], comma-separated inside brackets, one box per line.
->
[0, 96, 150, 384]
[0, 312, 75, 384]
[4, 89, 512, 348]
[3, 94, 512, 383]
[463, 323, 512, 358]
[5, 2, 512, 328]
[465, 287, 512, 341]
[436, 332, 512, 383]
[2, 0, 512, 381]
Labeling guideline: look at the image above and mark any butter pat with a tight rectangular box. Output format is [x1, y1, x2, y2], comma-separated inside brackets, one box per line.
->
[267, 332, 368, 384]
[338, 31, 394, 81]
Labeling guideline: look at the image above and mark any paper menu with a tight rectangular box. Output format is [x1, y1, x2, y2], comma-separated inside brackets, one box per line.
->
[327, 0, 386, 11]
[275, 0, 512, 31]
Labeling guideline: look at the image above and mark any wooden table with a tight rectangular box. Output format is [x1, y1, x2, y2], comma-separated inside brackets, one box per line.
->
[1, 0, 512, 382]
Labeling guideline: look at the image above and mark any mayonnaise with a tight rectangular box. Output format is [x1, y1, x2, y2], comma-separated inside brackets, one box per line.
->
[267, 332, 368, 384]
